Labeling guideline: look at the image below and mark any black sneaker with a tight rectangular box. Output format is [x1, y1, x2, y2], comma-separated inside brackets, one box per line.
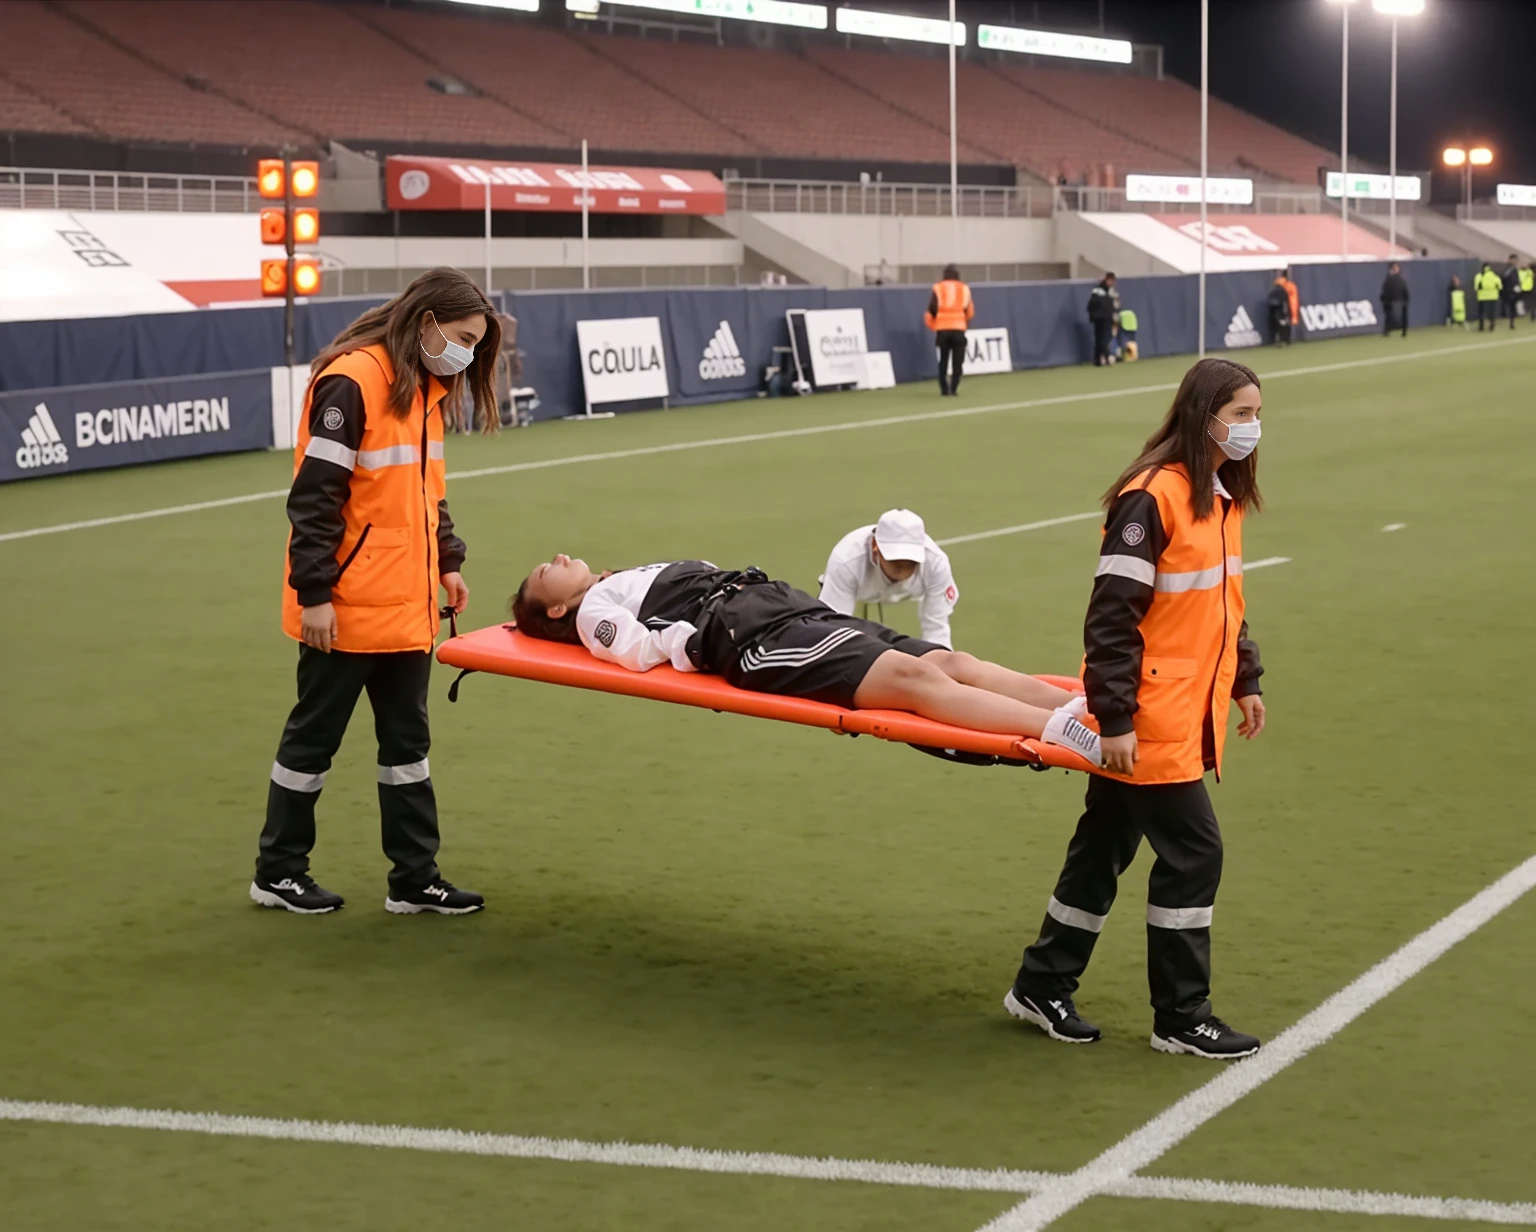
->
[1004, 987, 1102, 1043]
[385, 876, 485, 915]
[1151, 1016, 1261, 1060]
[250, 873, 344, 915]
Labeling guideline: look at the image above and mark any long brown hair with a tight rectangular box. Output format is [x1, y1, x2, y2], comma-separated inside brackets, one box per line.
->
[1104, 357, 1263, 519]
[510, 575, 582, 644]
[310, 268, 503, 432]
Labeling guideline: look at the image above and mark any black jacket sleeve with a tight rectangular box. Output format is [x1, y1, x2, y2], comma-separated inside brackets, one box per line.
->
[437, 499, 466, 575]
[1234, 619, 1263, 698]
[927, 290, 940, 317]
[1083, 487, 1167, 737]
[286, 374, 365, 607]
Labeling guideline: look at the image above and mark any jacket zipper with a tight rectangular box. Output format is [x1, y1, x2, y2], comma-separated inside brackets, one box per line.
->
[422, 402, 434, 631]
[335, 523, 372, 582]
[1209, 498, 1231, 781]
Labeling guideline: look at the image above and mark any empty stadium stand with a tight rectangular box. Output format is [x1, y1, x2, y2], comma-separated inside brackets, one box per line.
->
[0, 0, 1335, 186]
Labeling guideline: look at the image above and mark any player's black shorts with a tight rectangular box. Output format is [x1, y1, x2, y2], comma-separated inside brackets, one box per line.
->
[719, 610, 943, 708]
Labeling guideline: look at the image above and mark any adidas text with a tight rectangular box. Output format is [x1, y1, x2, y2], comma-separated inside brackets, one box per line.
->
[699, 320, 747, 380]
[15, 404, 70, 470]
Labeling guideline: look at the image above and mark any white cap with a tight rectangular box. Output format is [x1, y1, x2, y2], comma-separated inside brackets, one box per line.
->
[873, 509, 926, 563]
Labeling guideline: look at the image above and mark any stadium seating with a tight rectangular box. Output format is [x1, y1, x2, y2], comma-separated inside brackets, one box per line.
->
[2, 0, 1334, 187]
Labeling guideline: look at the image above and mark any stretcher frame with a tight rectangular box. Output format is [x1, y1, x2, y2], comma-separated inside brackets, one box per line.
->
[437, 624, 1095, 773]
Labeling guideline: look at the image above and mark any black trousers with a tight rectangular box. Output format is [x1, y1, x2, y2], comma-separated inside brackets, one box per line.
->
[258, 646, 441, 891]
[1383, 301, 1408, 336]
[936, 330, 966, 394]
[1092, 320, 1114, 365]
[1014, 775, 1223, 1031]
[1503, 297, 1519, 328]
[1478, 300, 1498, 330]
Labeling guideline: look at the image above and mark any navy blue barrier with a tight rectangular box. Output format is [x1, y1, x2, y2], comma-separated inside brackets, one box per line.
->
[1, 368, 273, 483]
[0, 259, 1483, 427]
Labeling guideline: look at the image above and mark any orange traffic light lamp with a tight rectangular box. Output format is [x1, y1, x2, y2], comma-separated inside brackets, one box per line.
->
[292, 207, 320, 244]
[258, 159, 286, 199]
[290, 161, 320, 198]
[259, 207, 286, 244]
[292, 258, 322, 296]
[260, 258, 288, 297]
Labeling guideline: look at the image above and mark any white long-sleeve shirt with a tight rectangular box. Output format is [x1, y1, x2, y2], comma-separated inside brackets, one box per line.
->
[575, 563, 701, 673]
[817, 526, 958, 647]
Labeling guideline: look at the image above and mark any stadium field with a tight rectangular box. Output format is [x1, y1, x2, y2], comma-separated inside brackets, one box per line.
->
[2, 329, 1533, 1231]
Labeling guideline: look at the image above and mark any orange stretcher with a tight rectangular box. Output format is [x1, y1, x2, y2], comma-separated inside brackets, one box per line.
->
[436, 623, 1095, 773]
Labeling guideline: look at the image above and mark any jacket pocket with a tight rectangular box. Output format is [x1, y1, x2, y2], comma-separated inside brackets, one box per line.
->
[335, 524, 414, 607]
[1133, 655, 1200, 743]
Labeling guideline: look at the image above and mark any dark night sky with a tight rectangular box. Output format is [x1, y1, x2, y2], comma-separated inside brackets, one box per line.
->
[962, 0, 1536, 196]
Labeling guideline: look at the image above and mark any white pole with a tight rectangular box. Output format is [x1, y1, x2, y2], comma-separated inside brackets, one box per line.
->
[1198, 0, 1208, 357]
[483, 179, 492, 294]
[1388, 16, 1398, 256]
[948, 0, 958, 256]
[581, 138, 590, 290]
[1340, 2, 1349, 262]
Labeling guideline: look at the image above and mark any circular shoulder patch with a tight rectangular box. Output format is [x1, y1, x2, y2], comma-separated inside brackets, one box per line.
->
[321, 407, 344, 432]
[594, 619, 617, 648]
[1121, 522, 1147, 547]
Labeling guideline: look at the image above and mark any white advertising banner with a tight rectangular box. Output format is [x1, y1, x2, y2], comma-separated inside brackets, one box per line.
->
[576, 316, 669, 406]
[802, 308, 868, 386]
[1124, 174, 1254, 205]
[962, 327, 1013, 374]
[1324, 172, 1422, 201]
[1496, 183, 1536, 207]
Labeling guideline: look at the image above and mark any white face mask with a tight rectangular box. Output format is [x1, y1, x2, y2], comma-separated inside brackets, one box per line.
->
[1210, 417, 1261, 462]
[420, 317, 476, 376]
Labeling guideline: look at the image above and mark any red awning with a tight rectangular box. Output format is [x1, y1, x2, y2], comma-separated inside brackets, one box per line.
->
[385, 155, 727, 215]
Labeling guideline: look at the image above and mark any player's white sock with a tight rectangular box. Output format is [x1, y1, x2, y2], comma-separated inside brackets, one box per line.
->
[1043, 709, 1104, 767]
[1060, 693, 1088, 719]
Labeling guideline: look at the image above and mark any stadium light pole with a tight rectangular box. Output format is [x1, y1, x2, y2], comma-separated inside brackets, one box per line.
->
[581, 138, 591, 291]
[1372, 0, 1426, 257]
[1198, 0, 1208, 357]
[1326, 0, 1358, 261]
[948, 0, 958, 257]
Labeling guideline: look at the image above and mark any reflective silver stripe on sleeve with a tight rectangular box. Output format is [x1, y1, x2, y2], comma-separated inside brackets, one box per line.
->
[1046, 895, 1108, 934]
[1147, 903, 1214, 930]
[1226, 554, 1243, 576]
[271, 762, 326, 793]
[303, 437, 357, 471]
[356, 444, 421, 470]
[427, 440, 445, 460]
[1095, 555, 1157, 586]
[378, 757, 430, 786]
[1154, 563, 1225, 593]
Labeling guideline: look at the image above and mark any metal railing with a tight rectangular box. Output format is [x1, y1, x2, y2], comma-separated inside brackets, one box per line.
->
[0, 166, 261, 213]
[1457, 203, 1536, 222]
[1059, 186, 1332, 215]
[725, 178, 1050, 219]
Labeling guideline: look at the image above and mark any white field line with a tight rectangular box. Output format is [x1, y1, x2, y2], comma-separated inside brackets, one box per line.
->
[1243, 556, 1291, 570]
[2, 1099, 1534, 1225]
[1384, 523, 1408, 532]
[3, 334, 1530, 546]
[937, 511, 1101, 545]
[976, 852, 1536, 1232]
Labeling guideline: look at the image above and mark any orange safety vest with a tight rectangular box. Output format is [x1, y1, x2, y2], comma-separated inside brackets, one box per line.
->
[925, 278, 975, 332]
[1092, 463, 1247, 785]
[1277, 278, 1299, 324]
[280, 344, 449, 654]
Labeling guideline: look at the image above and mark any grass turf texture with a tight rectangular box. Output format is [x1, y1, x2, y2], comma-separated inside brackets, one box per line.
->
[1, 331, 1531, 1231]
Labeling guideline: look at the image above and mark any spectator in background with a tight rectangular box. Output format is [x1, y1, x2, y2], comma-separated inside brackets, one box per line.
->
[1501, 254, 1523, 328]
[1268, 269, 1298, 346]
[1446, 274, 1468, 329]
[819, 508, 959, 648]
[925, 264, 974, 396]
[1087, 272, 1118, 366]
[1118, 305, 1139, 360]
[1473, 262, 1502, 331]
[493, 312, 525, 426]
[1522, 261, 1535, 322]
[1380, 262, 1409, 338]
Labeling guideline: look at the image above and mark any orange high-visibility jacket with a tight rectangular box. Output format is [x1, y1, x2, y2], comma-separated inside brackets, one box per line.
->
[925, 278, 975, 331]
[281, 345, 454, 654]
[1276, 277, 1299, 324]
[1082, 463, 1262, 785]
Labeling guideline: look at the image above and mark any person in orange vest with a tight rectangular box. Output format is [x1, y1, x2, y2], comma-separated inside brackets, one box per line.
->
[1268, 269, 1299, 345]
[925, 264, 975, 395]
[1005, 357, 1267, 1060]
[253, 268, 501, 915]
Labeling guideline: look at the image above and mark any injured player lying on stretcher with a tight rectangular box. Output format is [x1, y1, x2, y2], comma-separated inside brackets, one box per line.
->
[511, 556, 1102, 766]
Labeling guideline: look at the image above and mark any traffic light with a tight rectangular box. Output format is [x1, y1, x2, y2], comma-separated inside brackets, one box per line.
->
[292, 207, 320, 244]
[259, 207, 286, 244]
[257, 156, 322, 310]
[261, 257, 323, 298]
[261, 259, 288, 297]
[257, 159, 286, 199]
[292, 258, 321, 296]
[290, 161, 319, 198]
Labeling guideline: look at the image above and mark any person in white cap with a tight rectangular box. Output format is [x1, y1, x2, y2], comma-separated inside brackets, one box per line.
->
[818, 509, 959, 648]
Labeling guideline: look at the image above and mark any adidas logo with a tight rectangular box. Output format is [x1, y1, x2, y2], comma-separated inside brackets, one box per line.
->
[698, 320, 747, 380]
[1223, 305, 1262, 349]
[15, 403, 69, 470]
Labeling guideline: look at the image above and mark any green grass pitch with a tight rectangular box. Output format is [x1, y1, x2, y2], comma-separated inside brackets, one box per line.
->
[1, 329, 1532, 1231]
